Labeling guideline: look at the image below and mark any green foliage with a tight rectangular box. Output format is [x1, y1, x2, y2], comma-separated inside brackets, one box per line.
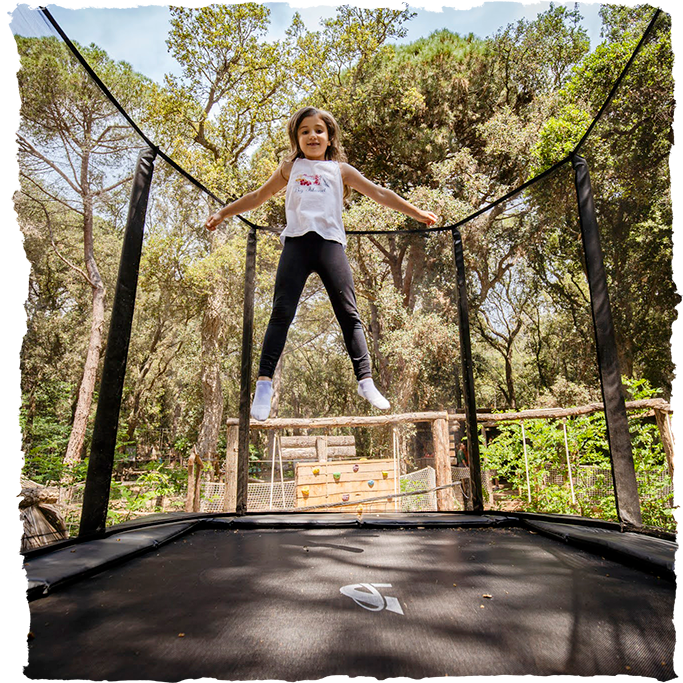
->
[21, 380, 76, 484]
[482, 378, 674, 530]
[531, 105, 592, 172]
[249, 443, 263, 479]
[530, 7, 677, 396]
[107, 462, 188, 526]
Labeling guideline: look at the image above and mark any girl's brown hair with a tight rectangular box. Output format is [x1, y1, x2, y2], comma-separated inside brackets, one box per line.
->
[285, 106, 348, 164]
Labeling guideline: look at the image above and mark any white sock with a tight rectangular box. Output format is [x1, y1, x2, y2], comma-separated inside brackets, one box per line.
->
[251, 379, 273, 421]
[357, 377, 390, 410]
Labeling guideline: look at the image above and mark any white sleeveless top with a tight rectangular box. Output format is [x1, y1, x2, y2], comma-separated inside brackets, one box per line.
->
[282, 158, 346, 247]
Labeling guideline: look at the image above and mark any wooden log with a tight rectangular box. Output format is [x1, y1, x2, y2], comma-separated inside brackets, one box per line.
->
[474, 398, 671, 424]
[280, 435, 355, 448]
[20, 504, 69, 551]
[279, 445, 357, 461]
[432, 418, 454, 511]
[224, 400, 670, 431]
[225, 411, 450, 430]
[19, 483, 60, 508]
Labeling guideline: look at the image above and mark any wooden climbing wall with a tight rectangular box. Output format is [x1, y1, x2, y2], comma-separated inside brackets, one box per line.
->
[295, 459, 397, 512]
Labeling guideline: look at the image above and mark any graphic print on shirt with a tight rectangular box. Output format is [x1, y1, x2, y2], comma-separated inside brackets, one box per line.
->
[293, 173, 330, 193]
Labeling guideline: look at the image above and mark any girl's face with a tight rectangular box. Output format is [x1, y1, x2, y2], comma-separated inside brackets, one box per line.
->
[297, 114, 330, 161]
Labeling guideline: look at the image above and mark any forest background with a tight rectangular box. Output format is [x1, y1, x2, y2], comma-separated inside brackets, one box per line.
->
[4, 1, 680, 529]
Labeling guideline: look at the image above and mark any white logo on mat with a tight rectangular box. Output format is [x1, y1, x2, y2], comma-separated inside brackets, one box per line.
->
[339, 583, 404, 615]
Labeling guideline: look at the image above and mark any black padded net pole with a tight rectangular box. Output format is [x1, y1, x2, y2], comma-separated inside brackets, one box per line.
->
[236, 227, 258, 514]
[572, 154, 642, 528]
[79, 147, 157, 536]
[451, 228, 484, 512]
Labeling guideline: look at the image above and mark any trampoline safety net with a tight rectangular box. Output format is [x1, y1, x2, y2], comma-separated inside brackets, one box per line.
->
[12, 4, 676, 543]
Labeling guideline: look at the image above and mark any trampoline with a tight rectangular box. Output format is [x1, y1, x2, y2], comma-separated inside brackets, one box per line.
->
[14, 6, 677, 680]
[25, 513, 676, 680]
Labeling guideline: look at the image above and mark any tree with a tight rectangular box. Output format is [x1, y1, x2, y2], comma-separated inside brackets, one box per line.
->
[17, 36, 151, 466]
[321, 6, 592, 410]
[531, 7, 677, 395]
[155, 4, 294, 464]
[286, 5, 414, 107]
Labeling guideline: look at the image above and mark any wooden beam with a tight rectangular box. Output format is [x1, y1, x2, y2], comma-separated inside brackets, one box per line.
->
[225, 411, 450, 430]
[223, 400, 670, 431]
[315, 436, 328, 463]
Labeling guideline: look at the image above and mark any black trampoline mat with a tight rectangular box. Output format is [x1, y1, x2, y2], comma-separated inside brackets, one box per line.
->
[26, 526, 675, 680]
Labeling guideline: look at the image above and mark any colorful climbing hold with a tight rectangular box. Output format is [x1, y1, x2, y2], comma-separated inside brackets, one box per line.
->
[302, 486, 309, 496]
[353, 464, 359, 472]
[342, 494, 349, 502]
[368, 480, 375, 488]
[333, 472, 341, 481]
[382, 471, 389, 478]
[312, 467, 320, 475]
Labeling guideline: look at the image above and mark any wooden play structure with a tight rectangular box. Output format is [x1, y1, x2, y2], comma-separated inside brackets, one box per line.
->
[296, 458, 397, 512]
[185, 398, 674, 514]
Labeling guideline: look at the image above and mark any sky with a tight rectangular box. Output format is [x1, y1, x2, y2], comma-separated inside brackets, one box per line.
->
[11, 2, 605, 84]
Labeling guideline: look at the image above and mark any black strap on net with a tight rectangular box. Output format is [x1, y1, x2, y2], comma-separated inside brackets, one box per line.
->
[39, 6, 661, 237]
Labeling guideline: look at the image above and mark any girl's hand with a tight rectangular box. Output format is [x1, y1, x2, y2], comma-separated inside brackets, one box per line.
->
[417, 210, 438, 226]
[205, 211, 224, 231]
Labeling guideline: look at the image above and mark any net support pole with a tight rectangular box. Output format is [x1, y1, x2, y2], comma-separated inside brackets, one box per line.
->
[236, 227, 258, 514]
[572, 154, 642, 528]
[451, 228, 484, 512]
[79, 147, 157, 536]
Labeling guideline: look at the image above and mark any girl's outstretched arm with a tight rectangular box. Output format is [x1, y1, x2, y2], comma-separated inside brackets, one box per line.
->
[340, 163, 438, 225]
[205, 162, 292, 230]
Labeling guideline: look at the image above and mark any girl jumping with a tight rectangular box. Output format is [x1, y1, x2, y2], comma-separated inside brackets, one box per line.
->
[206, 106, 437, 420]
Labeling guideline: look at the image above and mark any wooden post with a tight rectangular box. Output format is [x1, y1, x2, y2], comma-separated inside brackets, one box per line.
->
[654, 409, 674, 479]
[432, 417, 454, 510]
[451, 420, 462, 450]
[562, 419, 577, 505]
[521, 422, 531, 503]
[223, 425, 239, 512]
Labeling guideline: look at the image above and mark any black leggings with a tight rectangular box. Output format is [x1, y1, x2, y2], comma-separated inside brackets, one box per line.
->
[258, 232, 371, 380]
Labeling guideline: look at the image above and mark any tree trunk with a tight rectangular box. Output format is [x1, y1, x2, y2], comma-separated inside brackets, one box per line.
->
[63, 191, 105, 466]
[185, 449, 204, 513]
[368, 301, 390, 387]
[123, 317, 173, 448]
[195, 231, 228, 466]
[223, 425, 239, 512]
[504, 346, 516, 411]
